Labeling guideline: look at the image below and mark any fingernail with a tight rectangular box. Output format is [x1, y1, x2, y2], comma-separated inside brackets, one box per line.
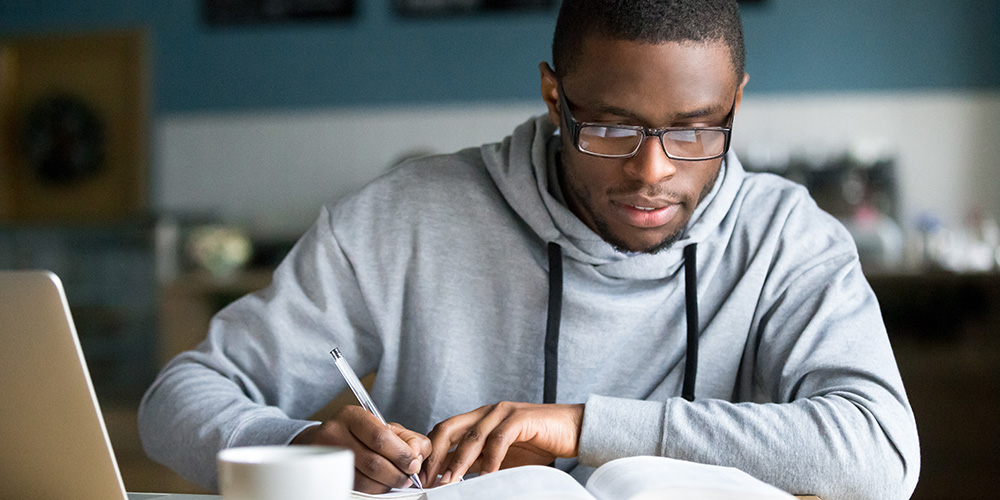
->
[441, 471, 452, 484]
[408, 458, 421, 473]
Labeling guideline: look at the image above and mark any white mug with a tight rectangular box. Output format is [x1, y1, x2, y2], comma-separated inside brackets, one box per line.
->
[217, 445, 354, 500]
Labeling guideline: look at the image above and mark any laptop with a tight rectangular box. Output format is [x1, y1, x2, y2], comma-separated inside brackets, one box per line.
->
[0, 270, 215, 500]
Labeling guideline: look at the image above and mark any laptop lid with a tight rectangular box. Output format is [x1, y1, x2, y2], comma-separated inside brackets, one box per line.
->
[0, 270, 129, 500]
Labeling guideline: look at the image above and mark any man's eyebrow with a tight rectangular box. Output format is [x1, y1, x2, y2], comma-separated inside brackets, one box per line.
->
[674, 104, 726, 120]
[589, 102, 726, 123]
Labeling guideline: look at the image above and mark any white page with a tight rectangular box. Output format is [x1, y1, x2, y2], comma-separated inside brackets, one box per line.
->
[424, 466, 594, 500]
[351, 488, 428, 500]
[126, 495, 220, 499]
[585, 457, 795, 500]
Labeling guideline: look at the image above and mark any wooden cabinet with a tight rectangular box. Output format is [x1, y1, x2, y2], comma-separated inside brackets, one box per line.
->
[157, 269, 273, 366]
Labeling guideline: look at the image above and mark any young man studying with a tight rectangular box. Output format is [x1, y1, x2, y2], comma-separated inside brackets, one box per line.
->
[139, 1, 920, 499]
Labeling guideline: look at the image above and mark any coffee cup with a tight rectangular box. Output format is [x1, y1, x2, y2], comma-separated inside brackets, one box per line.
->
[217, 445, 354, 500]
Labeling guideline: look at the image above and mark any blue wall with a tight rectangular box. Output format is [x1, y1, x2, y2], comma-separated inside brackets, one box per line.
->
[1, 0, 998, 113]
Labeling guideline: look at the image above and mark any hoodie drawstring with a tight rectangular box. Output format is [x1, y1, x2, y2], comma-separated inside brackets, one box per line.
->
[681, 243, 699, 401]
[544, 242, 563, 404]
[543, 242, 699, 404]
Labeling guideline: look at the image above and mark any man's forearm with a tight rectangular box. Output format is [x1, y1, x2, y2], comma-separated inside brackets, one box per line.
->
[578, 393, 918, 500]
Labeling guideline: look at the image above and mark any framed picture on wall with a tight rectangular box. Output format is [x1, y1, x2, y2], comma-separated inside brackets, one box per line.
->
[0, 31, 149, 223]
[204, 0, 355, 25]
[395, 0, 555, 17]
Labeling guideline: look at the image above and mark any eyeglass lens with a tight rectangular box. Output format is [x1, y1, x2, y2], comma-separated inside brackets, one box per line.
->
[578, 125, 727, 160]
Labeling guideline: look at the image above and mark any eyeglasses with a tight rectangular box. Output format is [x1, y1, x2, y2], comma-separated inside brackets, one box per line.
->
[558, 83, 736, 161]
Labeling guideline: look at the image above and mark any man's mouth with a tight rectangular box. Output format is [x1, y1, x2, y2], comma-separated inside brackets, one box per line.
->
[614, 201, 680, 228]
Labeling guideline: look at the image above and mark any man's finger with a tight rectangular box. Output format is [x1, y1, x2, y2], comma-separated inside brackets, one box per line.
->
[477, 419, 524, 474]
[390, 423, 431, 476]
[351, 444, 414, 490]
[309, 417, 395, 494]
[424, 407, 488, 485]
[353, 468, 393, 495]
[341, 406, 420, 488]
[437, 403, 513, 484]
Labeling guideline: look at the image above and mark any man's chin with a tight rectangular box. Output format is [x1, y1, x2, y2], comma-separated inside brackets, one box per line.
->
[600, 225, 686, 255]
[628, 235, 684, 255]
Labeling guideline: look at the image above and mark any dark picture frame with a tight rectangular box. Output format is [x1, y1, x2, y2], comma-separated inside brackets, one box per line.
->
[203, 0, 355, 25]
[395, 0, 555, 18]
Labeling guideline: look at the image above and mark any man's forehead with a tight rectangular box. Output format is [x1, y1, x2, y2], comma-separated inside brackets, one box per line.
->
[561, 37, 738, 120]
[566, 35, 737, 78]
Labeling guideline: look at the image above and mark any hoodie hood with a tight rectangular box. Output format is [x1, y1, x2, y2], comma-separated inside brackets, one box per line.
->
[480, 114, 746, 280]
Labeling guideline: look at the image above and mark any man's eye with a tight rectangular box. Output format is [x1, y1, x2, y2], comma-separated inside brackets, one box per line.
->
[589, 126, 638, 139]
[668, 130, 699, 143]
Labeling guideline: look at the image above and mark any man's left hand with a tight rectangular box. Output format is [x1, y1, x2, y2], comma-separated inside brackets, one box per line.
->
[421, 402, 584, 487]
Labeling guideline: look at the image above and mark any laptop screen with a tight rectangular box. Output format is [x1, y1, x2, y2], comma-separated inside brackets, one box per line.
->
[0, 270, 129, 500]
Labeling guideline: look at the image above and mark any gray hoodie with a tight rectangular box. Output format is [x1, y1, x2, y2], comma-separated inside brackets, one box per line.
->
[139, 116, 919, 500]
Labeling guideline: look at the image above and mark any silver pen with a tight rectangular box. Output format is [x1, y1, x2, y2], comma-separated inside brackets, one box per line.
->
[330, 348, 423, 490]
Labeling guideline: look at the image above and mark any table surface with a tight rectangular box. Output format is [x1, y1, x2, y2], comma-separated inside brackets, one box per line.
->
[128, 493, 822, 499]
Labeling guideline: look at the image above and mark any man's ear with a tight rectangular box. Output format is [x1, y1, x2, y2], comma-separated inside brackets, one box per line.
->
[539, 62, 562, 129]
[734, 72, 750, 115]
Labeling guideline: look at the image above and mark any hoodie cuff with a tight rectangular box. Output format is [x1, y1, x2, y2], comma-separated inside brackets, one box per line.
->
[228, 416, 321, 448]
[578, 394, 665, 467]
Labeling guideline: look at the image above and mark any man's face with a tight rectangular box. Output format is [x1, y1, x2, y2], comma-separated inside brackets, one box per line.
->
[541, 37, 748, 254]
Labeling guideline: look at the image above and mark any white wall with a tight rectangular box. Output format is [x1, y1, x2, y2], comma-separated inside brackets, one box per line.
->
[155, 90, 1000, 239]
[733, 90, 1000, 230]
[155, 103, 546, 238]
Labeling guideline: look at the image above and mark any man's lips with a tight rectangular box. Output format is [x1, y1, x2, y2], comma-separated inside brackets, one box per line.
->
[612, 199, 681, 228]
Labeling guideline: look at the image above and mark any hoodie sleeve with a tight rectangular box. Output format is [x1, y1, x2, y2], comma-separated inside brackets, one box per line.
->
[578, 209, 919, 500]
[137, 204, 381, 491]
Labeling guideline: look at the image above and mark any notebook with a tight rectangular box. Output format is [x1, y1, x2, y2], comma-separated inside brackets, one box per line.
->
[0, 270, 214, 500]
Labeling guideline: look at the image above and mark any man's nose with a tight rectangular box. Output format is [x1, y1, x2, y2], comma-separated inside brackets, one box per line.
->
[623, 135, 678, 184]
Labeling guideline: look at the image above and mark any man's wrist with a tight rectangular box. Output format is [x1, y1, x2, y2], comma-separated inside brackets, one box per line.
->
[565, 403, 586, 457]
[289, 422, 322, 445]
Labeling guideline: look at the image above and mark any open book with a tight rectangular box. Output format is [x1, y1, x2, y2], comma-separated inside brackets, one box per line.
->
[352, 456, 797, 500]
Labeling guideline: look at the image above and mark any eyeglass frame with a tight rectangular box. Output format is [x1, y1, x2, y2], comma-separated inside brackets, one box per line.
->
[558, 83, 737, 161]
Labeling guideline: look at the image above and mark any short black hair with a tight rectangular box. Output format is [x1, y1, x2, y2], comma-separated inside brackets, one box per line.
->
[552, 0, 745, 83]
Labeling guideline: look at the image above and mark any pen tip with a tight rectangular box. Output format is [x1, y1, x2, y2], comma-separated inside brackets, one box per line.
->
[330, 348, 342, 358]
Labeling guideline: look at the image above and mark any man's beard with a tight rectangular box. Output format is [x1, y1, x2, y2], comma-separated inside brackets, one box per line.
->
[559, 156, 721, 255]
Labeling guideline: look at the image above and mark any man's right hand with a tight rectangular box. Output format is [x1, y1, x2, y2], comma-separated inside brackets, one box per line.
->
[291, 405, 431, 493]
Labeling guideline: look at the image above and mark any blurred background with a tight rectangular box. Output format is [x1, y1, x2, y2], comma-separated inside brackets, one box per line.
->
[1, 0, 998, 498]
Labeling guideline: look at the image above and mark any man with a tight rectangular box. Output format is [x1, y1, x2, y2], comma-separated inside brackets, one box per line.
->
[139, 1, 920, 499]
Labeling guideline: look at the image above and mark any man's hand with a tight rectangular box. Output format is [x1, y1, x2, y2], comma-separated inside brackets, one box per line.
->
[291, 405, 431, 493]
[422, 402, 584, 487]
